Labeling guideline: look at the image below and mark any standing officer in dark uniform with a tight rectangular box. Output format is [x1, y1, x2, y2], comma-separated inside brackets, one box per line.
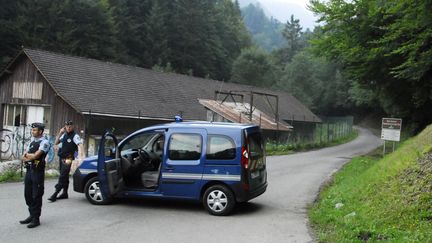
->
[48, 121, 84, 202]
[19, 123, 50, 228]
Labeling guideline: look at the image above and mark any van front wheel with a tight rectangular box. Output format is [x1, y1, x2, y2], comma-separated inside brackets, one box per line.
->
[203, 185, 235, 216]
[84, 177, 111, 205]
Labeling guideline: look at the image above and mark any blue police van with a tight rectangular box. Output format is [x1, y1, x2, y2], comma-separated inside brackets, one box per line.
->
[73, 121, 267, 216]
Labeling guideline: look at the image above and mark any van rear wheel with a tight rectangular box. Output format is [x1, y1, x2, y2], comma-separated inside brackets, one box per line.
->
[84, 177, 111, 205]
[203, 185, 235, 216]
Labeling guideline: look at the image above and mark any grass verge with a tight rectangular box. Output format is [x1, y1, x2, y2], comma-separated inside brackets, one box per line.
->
[309, 124, 432, 242]
[0, 169, 22, 182]
[0, 169, 59, 183]
[266, 129, 359, 156]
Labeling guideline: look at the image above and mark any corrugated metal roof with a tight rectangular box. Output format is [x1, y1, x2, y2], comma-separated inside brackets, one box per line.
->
[16, 48, 321, 123]
[199, 99, 292, 131]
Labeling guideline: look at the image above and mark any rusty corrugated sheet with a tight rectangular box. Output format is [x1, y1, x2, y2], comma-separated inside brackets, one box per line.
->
[198, 99, 292, 131]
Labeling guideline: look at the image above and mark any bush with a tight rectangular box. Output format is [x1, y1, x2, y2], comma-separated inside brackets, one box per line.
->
[265, 129, 358, 156]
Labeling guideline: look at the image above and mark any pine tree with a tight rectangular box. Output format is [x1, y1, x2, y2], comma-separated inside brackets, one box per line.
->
[275, 14, 304, 64]
[142, 0, 170, 67]
[108, 0, 152, 66]
[0, 0, 20, 68]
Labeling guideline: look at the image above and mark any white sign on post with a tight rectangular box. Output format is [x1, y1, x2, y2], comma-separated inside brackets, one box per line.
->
[381, 118, 402, 142]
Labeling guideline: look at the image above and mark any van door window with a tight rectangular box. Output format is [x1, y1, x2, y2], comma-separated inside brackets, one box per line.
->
[248, 132, 264, 158]
[168, 133, 202, 160]
[247, 132, 265, 170]
[206, 135, 236, 160]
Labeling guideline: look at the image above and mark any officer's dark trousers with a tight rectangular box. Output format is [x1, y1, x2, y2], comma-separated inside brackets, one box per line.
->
[24, 166, 45, 219]
[55, 159, 71, 192]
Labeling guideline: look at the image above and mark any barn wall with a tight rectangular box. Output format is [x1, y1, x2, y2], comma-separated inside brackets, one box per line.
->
[0, 55, 85, 135]
[0, 54, 86, 161]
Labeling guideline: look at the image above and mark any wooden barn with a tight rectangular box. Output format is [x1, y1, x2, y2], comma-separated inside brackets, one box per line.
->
[0, 48, 320, 157]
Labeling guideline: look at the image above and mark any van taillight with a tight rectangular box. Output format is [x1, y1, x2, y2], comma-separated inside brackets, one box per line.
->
[241, 146, 249, 169]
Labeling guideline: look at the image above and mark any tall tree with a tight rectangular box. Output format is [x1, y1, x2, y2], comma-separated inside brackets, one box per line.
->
[213, 0, 252, 80]
[273, 14, 304, 64]
[275, 49, 353, 114]
[309, 0, 432, 129]
[230, 47, 277, 87]
[166, 0, 218, 77]
[58, 0, 117, 60]
[282, 15, 303, 59]
[15, 0, 117, 61]
[108, 0, 151, 66]
[142, 0, 170, 67]
[0, 0, 20, 68]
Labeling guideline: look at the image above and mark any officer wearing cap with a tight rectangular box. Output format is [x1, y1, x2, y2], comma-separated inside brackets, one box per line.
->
[48, 120, 84, 202]
[19, 123, 50, 228]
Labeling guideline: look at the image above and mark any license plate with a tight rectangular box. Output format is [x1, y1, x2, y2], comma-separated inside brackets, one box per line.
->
[251, 171, 260, 179]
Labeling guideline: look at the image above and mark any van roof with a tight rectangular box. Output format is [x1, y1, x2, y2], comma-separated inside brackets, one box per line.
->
[132, 121, 258, 135]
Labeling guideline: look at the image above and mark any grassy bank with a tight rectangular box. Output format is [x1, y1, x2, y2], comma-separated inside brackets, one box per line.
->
[266, 129, 359, 156]
[309, 124, 432, 242]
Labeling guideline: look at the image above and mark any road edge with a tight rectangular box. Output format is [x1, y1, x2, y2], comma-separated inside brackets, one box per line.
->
[305, 127, 381, 242]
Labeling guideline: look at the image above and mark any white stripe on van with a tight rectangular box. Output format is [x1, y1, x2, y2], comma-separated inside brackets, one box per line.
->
[80, 169, 97, 174]
[162, 173, 203, 180]
[202, 174, 241, 181]
[162, 173, 241, 181]
[79, 170, 241, 182]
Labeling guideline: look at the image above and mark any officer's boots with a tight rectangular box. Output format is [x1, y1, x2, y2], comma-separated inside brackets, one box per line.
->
[48, 190, 60, 202]
[57, 189, 68, 200]
[27, 217, 40, 228]
[19, 215, 33, 224]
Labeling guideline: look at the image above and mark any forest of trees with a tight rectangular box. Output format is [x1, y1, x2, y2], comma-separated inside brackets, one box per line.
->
[0, 0, 251, 81]
[309, 0, 432, 131]
[235, 1, 431, 131]
[0, 0, 430, 131]
[235, 3, 350, 116]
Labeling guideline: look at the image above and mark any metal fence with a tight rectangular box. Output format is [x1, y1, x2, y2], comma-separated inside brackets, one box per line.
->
[265, 116, 354, 145]
[313, 116, 354, 144]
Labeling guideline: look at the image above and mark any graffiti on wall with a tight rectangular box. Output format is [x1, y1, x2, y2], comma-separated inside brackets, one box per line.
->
[0, 126, 55, 163]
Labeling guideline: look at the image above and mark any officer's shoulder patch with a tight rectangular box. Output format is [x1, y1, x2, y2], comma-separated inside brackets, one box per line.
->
[42, 140, 50, 150]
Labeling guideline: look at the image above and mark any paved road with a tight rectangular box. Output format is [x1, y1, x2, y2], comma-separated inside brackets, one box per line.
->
[0, 127, 381, 243]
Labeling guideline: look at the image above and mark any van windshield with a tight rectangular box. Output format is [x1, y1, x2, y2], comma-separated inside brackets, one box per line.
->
[121, 133, 158, 151]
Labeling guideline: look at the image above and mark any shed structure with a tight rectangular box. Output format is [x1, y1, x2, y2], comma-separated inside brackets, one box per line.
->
[0, 48, 320, 157]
